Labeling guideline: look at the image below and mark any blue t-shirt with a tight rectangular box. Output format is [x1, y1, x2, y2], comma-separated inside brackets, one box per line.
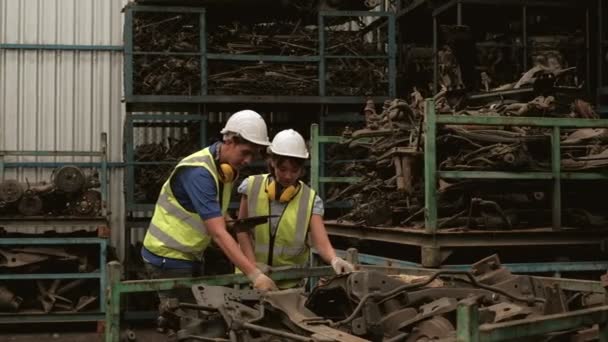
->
[170, 142, 223, 220]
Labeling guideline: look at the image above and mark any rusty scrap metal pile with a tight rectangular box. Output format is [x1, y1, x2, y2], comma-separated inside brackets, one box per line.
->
[158, 255, 606, 341]
[0, 166, 102, 217]
[328, 82, 606, 229]
[133, 126, 201, 203]
[0, 243, 99, 313]
[133, 13, 389, 96]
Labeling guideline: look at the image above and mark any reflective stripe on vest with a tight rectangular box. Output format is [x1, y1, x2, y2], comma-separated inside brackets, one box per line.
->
[143, 148, 231, 261]
[246, 174, 314, 268]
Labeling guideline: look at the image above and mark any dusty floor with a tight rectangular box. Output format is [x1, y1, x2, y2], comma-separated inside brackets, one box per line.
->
[1, 327, 165, 342]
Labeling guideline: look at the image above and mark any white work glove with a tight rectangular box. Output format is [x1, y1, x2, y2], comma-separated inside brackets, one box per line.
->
[330, 257, 355, 275]
[255, 262, 272, 275]
[247, 269, 278, 291]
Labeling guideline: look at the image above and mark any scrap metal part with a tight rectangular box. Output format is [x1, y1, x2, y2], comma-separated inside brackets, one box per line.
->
[169, 255, 601, 341]
[0, 165, 102, 217]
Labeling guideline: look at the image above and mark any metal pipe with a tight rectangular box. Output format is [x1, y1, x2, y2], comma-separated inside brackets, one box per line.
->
[241, 322, 313, 342]
[522, 5, 528, 70]
[586, 8, 590, 94]
[433, 16, 439, 93]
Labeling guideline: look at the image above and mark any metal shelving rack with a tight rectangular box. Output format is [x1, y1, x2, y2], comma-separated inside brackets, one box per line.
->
[599, 0, 608, 115]
[0, 133, 110, 324]
[0, 132, 109, 224]
[321, 100, 608, 268]
[396, 0, 594, 95]
[0, 238, 107, 323]
[122, 4, 397, 111]
[124, 114, 207, 213]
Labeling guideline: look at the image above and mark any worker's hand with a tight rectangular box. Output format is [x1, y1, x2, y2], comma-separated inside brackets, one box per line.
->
[330, 257, 355, 275]
[255, 262, 272, 275]
[247, 269, 278, 291]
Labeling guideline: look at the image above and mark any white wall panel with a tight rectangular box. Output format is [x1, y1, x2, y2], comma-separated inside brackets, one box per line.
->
[1, 0, 124, 46]
[0, 0, 128, 259]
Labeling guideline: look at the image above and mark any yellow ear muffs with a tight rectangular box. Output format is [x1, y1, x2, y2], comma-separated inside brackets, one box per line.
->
[219, 163, 237, 183]
[267, 180, 299, 203]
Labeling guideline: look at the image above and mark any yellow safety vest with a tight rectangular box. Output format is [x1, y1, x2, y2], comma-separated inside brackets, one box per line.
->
[246, 174, 315, 287]
[143, 147, 232, 261]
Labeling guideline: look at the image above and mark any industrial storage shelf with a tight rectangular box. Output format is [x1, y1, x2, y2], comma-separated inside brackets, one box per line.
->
[0, 237, 107, 324]
[123, 4, 396, 107]
[124, 114, 206, 213]
[0, 135, 110, 324]
[0, 133, 110, 220]
[316, 100, 608, 267]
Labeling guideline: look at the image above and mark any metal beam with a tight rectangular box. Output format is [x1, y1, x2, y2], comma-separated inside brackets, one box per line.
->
[479, 305, 608, 341]
[438, 171, 553, 180]
[436, 115, 608, 128]
[126, 95, 387, 104]
[0, 44, 122, 51]
[325, 222, 608, 247]
[206, 53, 319, 62]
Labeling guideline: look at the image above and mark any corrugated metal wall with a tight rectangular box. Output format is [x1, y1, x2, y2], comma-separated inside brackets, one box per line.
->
[0, 0, 128, 257]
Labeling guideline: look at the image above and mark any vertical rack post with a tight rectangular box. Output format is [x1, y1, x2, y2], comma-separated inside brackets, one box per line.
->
[124, 8, 134, 99]
[424, 99, 437, 234]
[318, 13, 326, 96]
[310, 123, 320, 193]
[388, 13, 397, 97]
[200, 9, 207, 95]
[551, 126, 562, 230]
[100, 133, 108, 217]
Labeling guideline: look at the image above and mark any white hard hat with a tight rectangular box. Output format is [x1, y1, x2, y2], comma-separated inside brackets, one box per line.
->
[220, 110, 271, 146]
[268, 129, 309, 159]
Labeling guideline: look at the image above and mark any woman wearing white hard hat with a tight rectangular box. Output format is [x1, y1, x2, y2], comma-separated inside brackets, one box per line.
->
[236, 129, 354, 288]
[142, 109, 278, 302]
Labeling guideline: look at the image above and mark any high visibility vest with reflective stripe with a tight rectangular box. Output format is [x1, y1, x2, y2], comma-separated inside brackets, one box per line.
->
[246, 174, 315, 269]
[143, 148, 232, 261]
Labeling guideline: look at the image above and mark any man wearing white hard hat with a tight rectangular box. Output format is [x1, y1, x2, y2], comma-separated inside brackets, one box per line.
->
[142, 110, 278, 294]
[236, 129, 354, 288]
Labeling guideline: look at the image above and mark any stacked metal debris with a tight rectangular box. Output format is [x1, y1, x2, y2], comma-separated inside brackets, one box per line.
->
[157, 255, 606, 341]
[132, 13, 390, 96]
[134, 128, 201, 203]
[132, 11, 201, 95]
[329, 77, 605, 229]
[0, 166, 102, 217]
[327, 97, 424, 226]
[0, 242, 99, 313]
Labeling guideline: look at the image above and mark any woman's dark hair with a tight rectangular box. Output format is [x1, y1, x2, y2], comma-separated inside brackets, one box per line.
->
[267, 155, 306, 177]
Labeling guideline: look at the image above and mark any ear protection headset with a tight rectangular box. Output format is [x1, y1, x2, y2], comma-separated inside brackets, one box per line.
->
[216, 143, 237, 183]
[266, 178, 300, 203]
[218, 163, 237, 183]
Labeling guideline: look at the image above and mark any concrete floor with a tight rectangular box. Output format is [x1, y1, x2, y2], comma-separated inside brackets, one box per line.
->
[1, 327, 164, 342]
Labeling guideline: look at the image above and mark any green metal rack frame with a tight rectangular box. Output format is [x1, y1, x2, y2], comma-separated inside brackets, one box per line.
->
[0, 237, 107, 323]
[104, 258, 608, 342]
[429, 0, 593, 95]
[310, 123, 363, 199]
[123, 5, 397, 107]
[318, 101, 608, 268]
[424, 98, 608, 231]
[124, 114, 207, 213]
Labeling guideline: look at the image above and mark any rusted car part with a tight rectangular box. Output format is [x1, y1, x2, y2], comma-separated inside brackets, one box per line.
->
[0, 246, 97, 313]
[0, 180, 23, 204]
[164, 255, 599, 341]
[0, 166, 102, 217]
[0, 286, 23, 312]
